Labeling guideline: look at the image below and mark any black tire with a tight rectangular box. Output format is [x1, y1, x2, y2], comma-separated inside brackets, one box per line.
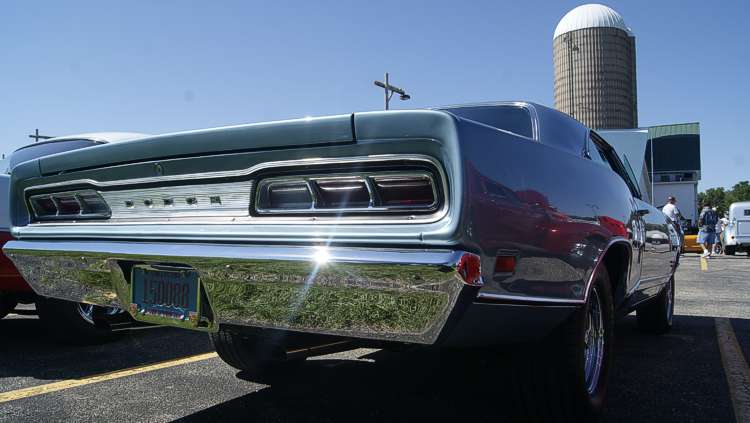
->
[36, 298, 116, 345]
[210, 326, 292, 383]
[636, 276, 674, 334]
[514, 264, 614, 422]
[0, 294, 18, 320]
[725, 246, 736, 256]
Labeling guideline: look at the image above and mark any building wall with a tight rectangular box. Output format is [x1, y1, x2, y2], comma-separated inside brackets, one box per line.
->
[553, 27, 638, 129]
[654, 182, 698, 227]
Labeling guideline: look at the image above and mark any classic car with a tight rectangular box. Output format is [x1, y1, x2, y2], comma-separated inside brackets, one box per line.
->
[723, 201, 750, 255]
[3, 102, 679, 420]
[0, 133, 147, 343]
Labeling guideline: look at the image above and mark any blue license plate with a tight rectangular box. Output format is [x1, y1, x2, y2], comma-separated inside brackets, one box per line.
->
[131, 265, 200, 325]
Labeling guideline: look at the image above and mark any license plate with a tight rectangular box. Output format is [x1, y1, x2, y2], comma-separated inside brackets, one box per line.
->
[130, 265, 200, 326]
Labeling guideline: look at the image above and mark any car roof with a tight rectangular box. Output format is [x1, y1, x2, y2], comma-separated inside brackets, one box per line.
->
[12, 132, 149, 153]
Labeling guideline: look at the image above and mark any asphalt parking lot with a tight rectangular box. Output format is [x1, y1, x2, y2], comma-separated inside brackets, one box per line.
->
[1, 254, 749, 422]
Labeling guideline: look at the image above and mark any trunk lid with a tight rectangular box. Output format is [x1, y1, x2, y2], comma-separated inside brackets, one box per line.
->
[38, 114, 355, 175]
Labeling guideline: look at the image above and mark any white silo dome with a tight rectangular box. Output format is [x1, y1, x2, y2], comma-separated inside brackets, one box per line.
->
[553, 4, 632, 39]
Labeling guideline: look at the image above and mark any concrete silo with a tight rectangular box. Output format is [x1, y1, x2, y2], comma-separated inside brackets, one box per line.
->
[553, 4, 638, 129]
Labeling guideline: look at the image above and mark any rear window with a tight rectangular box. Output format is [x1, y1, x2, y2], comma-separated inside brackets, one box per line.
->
[445, 105, 533, 138]
[9, 139, 97, 170]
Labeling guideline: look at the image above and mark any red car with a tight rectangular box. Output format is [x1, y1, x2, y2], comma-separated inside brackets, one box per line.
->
[1, 133, 146, 343]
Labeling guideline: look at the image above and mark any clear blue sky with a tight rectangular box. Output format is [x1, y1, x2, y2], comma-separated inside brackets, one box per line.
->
[1, 0, 747, 191]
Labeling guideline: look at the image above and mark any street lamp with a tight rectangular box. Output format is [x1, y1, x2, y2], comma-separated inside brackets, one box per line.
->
[374, 72, 411, 110]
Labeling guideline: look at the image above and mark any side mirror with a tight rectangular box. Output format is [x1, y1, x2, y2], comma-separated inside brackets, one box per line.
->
[636, 208, 650, 217]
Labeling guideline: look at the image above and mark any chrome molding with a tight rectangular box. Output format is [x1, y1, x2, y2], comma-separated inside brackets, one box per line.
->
[4, 240, 474, 344]
[102, 181, 253, 219]
[476, 292, 584, 305]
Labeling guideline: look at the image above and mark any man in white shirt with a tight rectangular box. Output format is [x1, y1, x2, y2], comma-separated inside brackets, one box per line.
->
[662, 196, 682, 223]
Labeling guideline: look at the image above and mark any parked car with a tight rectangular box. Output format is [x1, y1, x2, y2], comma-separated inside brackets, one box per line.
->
[3, 103, 679, 420]
[0, 133, 147, 342]
[681, 233, 704, 254]
[723, 201, 750, 255]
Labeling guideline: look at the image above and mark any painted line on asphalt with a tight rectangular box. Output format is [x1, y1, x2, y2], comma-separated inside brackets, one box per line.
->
[0, 351, 218, 404]
[701, 257, 709, 271]
[715, 318, 750, 423]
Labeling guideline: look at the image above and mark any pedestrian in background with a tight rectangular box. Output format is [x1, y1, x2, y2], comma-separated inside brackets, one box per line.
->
[662, 196, 684, 243]
[698, 201, 719, 258]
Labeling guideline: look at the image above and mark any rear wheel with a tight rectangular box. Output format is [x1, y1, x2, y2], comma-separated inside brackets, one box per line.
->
[636, 276, 674, 334]
[36, 298, 118, 344]
[725, 246, 736, 256]
[210, 326, 293, 383]
[514, 264, 614, 422]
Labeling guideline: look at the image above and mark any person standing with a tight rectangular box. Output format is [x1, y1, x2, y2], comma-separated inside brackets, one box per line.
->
[697, 201, 719, 258]
[662, 196, 684, 243]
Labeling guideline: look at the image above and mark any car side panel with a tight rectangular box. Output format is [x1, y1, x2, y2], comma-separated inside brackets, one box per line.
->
[454, 118, 637, 303]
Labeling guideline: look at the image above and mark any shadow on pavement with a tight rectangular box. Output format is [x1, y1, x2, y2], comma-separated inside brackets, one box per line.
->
[174, 315, 736, 423]
[0, 316, 213, 381]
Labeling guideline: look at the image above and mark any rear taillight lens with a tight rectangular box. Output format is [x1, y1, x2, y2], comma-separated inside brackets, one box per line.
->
[77, 191, 110, 215]
[314, 178, 370, 208]
[28, 190, 111, 221]
[372, 175, 435, 208]
[263, 180, 313, 210]
[29, 196, 58, 217]
[254, 171, 440, 215]
[54, 194, 82, 215]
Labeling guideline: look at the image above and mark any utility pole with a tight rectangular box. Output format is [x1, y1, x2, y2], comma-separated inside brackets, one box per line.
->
[28, 129, 54, 143]
[373, 72, 411, 110]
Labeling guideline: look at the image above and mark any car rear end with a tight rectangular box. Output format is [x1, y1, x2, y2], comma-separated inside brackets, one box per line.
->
[3, 111, 491, 345]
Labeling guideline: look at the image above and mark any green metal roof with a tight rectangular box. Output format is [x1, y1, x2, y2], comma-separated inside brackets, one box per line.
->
[648, 122, 700, 139]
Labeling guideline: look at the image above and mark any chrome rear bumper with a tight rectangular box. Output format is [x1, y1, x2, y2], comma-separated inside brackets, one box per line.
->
[3, 240, 478, 344]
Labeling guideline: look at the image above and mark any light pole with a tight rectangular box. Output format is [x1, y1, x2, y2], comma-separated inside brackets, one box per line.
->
[374, 72, 411, 110]
[28, 129, 53, 143]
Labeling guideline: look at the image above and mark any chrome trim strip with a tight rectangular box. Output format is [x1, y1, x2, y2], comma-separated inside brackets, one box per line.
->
[476, 292, 585, 305]
[584, 237, 631, 303]
[3, 240, 474, 344]
[103, 181, 253, 219]
[25, 154, 443, 192]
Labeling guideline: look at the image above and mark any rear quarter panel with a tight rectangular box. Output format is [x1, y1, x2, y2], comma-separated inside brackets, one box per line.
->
[455, 118, 635, 303]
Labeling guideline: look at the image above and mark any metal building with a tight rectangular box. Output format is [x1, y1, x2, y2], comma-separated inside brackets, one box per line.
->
[647, 123, 702, 226]
[553, 4, 638, 129]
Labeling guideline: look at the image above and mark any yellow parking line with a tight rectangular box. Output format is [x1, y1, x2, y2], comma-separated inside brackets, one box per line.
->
[701, 257, 709, 271]
[715, 318, 750, 423]
[0, 351, 218, 404]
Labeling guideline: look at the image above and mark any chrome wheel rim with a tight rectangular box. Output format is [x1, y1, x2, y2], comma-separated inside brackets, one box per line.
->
[584, 287, 605, 395]
[666, 279, 674, 325]
[76, 303, 96, 325]
[76, 303, 123, 324]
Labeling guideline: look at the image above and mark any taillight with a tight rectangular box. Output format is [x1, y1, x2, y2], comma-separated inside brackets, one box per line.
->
[263, 180, 314, 210]
[54, 194, 82, 215]
[314, 177, 371, 208]
[372, 175, 435, 208]
[28, 190, 111, 221]
[255, 172, 439, 215]
[456, 253, 483, 286]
